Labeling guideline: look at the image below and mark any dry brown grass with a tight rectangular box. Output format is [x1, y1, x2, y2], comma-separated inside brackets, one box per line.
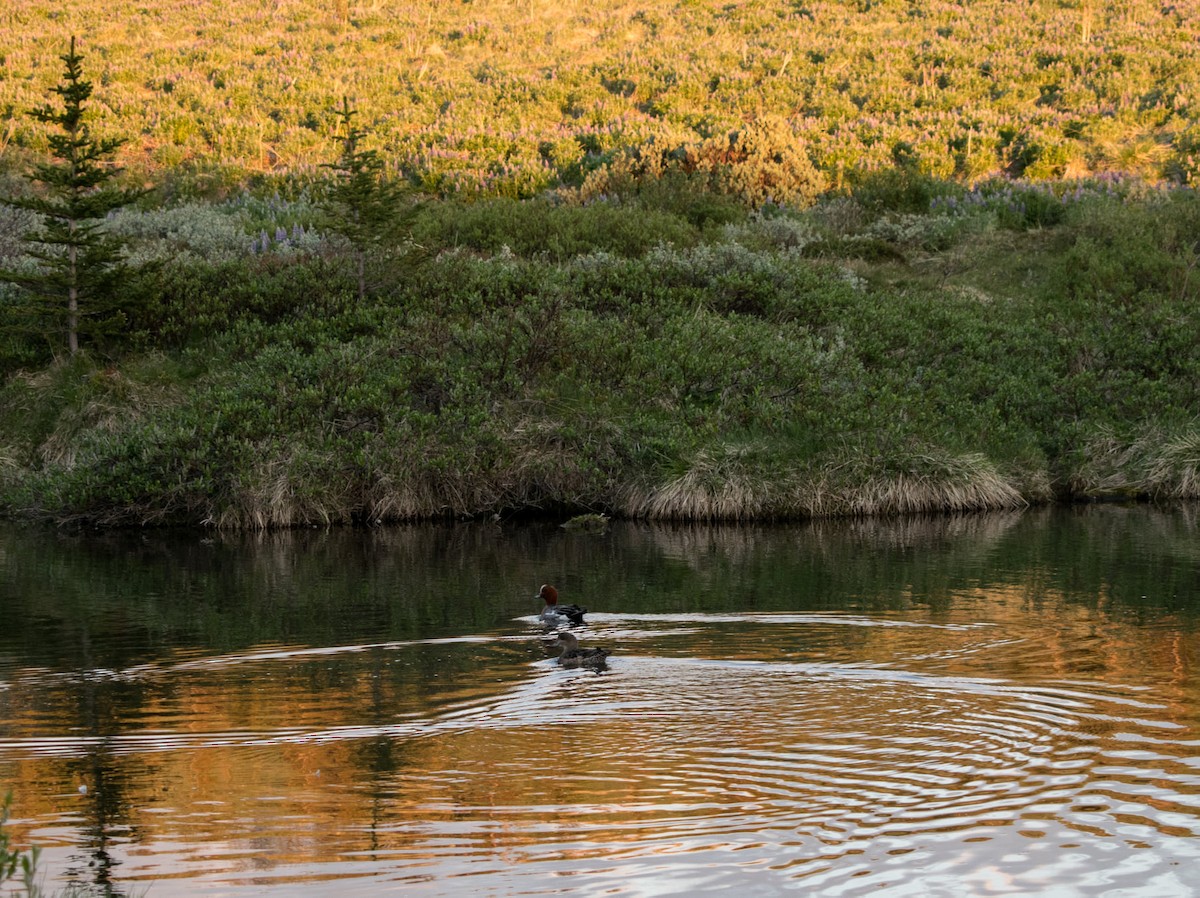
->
[1069, 429, 1145, 497]
[1071, 426, 1200, 499]
[1144, 433, 1200, 499]
[2, 358, 183, 470]
[200, 416, 617, 529]
[363, 473, 449, 524]
[622, 446, 773, 521]
[621, 446, 1028, 522]
[213, 467, 331, 531]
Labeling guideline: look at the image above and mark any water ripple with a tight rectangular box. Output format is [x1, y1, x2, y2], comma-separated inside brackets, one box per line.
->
[4, 613, 1200, 896]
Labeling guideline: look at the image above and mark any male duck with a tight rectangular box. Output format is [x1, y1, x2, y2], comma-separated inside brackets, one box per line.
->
[536, 584, 587, 626]
[555, 631, 610, 670]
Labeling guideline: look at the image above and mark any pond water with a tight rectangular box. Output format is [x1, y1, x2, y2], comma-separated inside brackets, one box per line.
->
[1, 505, 1199, 897]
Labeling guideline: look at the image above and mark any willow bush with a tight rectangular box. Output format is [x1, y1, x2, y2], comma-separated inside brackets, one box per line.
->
[1, 169, 1197, 526]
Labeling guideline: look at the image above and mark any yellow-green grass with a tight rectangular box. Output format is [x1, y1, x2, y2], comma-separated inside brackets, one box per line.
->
[2, 0, 1199, 195]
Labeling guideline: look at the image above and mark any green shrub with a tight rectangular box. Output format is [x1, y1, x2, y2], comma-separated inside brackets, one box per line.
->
[0, 792, 42, 898]
[409, 197, 704, 259]
[4, 186, 1200, 526]
[122, 253, 357, 351]
[848, 167, 960, 215]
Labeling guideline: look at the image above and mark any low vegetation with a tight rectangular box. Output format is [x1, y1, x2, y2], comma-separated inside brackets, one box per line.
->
[1, 170, 1198, 527]
[3, 0, 1200, 196]
[1, 10, 1198, 528]
[1, 792, 42, 898]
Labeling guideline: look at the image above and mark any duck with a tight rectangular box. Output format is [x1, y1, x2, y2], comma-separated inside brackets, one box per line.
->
[536, 584, 587, 626]
[554, 631, 610, 670]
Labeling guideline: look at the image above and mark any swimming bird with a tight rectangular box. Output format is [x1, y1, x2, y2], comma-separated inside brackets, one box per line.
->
[555, 631, 610, 670]
[536, 584, 587, 626]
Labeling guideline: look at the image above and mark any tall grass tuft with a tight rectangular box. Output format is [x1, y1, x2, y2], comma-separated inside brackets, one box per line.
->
[625, 446, 1027, 521]
[1072, 426, 1200, 500]
[1146, 433, 1200, 499]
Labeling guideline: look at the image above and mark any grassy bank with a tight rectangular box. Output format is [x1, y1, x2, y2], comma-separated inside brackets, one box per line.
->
[1, 176, 1199, 527]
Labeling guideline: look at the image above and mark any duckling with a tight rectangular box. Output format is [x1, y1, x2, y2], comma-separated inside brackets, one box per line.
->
[536, 584, 587, 626]
[555, 631, 610, 670]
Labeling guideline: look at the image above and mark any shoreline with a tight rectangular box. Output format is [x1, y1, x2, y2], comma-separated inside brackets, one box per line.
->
[0, 469, 1185, 531]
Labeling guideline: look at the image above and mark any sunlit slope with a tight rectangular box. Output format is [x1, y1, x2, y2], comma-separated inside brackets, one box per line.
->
[2, 0, 1198, 191]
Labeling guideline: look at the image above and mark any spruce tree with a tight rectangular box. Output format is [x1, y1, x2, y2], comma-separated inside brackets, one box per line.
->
[321, 97, 410, 301]
[0, 36, 143, 356]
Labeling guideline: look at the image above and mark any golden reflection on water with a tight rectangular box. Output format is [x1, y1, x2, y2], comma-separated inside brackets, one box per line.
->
[1, 509, 1200, 896]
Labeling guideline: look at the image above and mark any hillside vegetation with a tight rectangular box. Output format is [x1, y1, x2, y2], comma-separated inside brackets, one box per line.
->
[1, 0, 1199, 195]
[1, 176, 1199, 526]
[1, 2, 1199, 527]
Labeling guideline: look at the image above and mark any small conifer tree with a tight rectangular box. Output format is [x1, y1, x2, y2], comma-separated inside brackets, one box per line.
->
[0, 36, 144, 356]
[321, 97, 411, 301]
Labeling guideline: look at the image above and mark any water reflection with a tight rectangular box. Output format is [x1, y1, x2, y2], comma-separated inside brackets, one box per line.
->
[1, 506, 1199, 896]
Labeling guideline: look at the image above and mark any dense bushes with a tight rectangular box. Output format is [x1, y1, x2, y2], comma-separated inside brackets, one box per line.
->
[2, 180, 1198, 526]
[576, 119, 827, 210]
[408, 196, 718, 258]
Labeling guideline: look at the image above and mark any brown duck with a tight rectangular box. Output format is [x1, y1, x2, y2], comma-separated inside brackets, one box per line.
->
[555, 631, 610, 670]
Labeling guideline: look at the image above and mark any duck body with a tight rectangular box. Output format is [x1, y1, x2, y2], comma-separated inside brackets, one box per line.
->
[536, 584, 587, 626]
[555, 631, 610, 670]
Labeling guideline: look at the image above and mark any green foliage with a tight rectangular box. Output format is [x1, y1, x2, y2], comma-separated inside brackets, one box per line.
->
[2, 181, 1199, 525]
[849, 167, 960, 215]
[107, 193, 325, 264]
[0, 792, 43, 898]
[409, 196, 712, 258]
[320, 97, 415, 300]
[0, 8, 1195, 526]
[0, 37, 145, 357]
[122, 253, 356, 351]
